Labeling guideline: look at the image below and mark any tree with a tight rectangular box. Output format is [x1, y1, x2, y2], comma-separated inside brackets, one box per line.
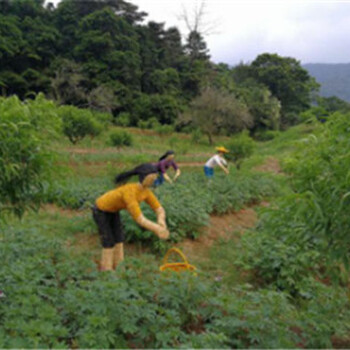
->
[50, 59, 87, 106]
[317, 96, 350, 114]
[0, 1, 61, 98]
[73, 8, 141, 90]
[250, 53, 319, 125]
[132, 93, 181, 125]
[236, 81, 281, 133]
[179, 87, 253, 144]
[184, 30, 210, 62]
[60, 106, 102, 144]
[148, 68, 180, 95]
[87, 85, 119, 113]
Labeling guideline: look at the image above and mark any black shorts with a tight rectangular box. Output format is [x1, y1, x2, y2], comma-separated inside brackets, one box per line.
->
[92, 206, 125, 248]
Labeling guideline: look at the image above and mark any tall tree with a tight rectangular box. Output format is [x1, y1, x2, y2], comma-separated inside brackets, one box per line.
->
[73, 8, 141, 91]
[251, 53, 319, 125]
[184, 30, 210, 62]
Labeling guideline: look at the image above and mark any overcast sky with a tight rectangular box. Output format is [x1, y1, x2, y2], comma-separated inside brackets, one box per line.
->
[130, 0, 350, 65]
[51, 0, 350, 66]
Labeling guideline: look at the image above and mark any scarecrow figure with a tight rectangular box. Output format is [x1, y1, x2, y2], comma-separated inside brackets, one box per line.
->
[204, 146, 229, 178]
[92, 163, 169, 271]
[153, 150, 181, 186]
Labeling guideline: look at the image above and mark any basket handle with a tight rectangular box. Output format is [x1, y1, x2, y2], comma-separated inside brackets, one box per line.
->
[162, 247, 189, 265]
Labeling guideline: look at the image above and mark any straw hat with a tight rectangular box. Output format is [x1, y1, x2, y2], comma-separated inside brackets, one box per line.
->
[216, 146, 229, 153]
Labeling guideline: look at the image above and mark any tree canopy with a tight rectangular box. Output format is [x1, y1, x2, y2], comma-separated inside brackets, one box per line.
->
[0, 0, 330, 134]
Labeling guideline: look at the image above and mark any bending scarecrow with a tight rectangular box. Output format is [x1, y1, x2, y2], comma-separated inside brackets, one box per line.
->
[153, 150, 181, 186]
[204, 146, 229, 178]
[93, 163, 169, 271]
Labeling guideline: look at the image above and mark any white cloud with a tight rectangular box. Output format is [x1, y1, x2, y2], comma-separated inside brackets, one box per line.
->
[49, 0, 350, 65]
[132, 0, 350, 64]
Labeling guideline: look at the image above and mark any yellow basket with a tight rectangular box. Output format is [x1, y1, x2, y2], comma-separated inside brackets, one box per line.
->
[159, 247, 197, 274]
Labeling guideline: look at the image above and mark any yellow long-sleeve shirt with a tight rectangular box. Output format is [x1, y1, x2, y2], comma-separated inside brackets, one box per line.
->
[95, 183, 161, 220]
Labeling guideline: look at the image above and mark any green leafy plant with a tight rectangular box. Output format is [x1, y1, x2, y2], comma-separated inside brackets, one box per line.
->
[191, 128, 203, 144]
[225, 131, 255, 169]
[0, 95, 60, 217]
[154, 124, 174, 136]
[109, 130, 133, 147]
[115, 112, 131, 127]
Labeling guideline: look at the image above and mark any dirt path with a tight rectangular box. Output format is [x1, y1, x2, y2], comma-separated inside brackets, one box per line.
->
[176, 206, 260, 266]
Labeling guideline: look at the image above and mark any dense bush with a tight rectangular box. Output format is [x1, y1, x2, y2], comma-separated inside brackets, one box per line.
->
[109, 130, 133, 147]
[60, 106, 102, 144]
[299, 106, 329, 123]
[0, 95, 60, 217]
[253, 130, 280, 141]
[236, 112, 350, 292]
[137, 117, 160, 130]
[114, 112, 131, 127]
[132, 94, 181, 126]
[154, 124, 174, 136]
[225, 131, 255, 169]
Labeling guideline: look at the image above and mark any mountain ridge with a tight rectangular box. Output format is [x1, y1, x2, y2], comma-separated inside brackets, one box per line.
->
[303, 63, 350, 102]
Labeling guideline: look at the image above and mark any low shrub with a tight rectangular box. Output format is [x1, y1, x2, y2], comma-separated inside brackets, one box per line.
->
[254, 130, 280, 141]
[109, 130, 133, 147]
[154, 124, 174, 136]
[225, 131, 255, 169]
[115, 112, 131, 127]
[191, 128, 203, 144]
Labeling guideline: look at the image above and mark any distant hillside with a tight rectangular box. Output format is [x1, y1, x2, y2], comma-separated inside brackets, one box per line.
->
[303, 63, 350, 102]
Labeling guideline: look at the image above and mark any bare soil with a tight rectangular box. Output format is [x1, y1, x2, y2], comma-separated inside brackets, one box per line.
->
[254, 156, 282, 174]
[178, 207, 259, 264]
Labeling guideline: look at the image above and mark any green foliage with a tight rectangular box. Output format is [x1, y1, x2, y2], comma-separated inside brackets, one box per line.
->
[167, 135, 179, 148]
[317, 95, 350, 113]
[179, 87, 253, 144]
[1, 0, 325, 135]
[253, 130, 280, 141]
[191, 128, 203, 144]
[300, 106, 329, 123]
[148, 68, 180, 95]
[225, 131, 255, 169]
[115, 112, 131, 127]
[43, 177, 109, 210]
[0, 95, 60, 217]
[283, 112, 350, 270]
[132, 94, 181, 125]
[109, 130, 133, 147]
[237, 81, 281, 132]
[250, 53, 319, 123]
[237, 112, 350, 293]
[154, 124, 174, 136]
[60, 106, 102, 144]
[137, 116, 160, 130]
[1, 226, 349, 348]
[42, 169, 277, 252]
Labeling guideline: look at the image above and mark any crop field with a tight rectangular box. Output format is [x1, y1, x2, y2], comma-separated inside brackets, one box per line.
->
[1, 96, 350, 348]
